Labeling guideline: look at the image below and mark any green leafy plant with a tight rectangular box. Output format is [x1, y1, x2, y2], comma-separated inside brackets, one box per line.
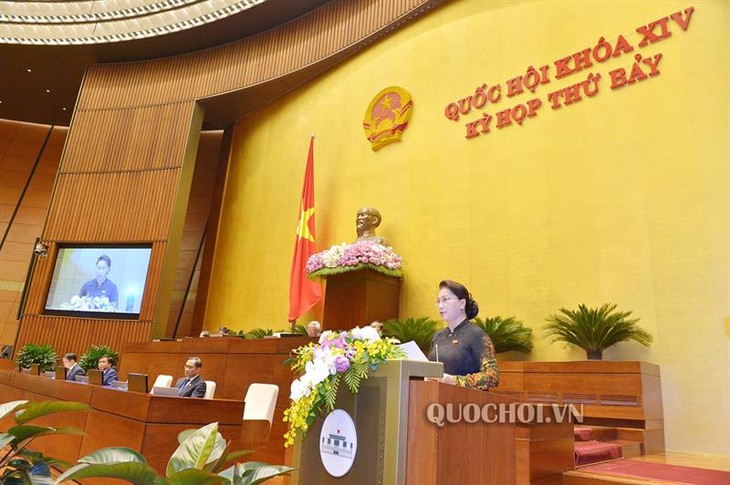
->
[473, 316, 534, 354]
[78, 345, 119, 373]
[244, 328, 273, 339]
[290, 324, 308, 336]
[0, 399, 89, 483]
[544, 303, 652, 360]
[381, 317, 439, 355]
[55, 421, 293, 484]
[15, 343, 58, 372]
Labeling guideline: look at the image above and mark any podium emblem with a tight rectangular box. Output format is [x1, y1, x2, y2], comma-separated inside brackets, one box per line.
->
[319, 409, 358, 477]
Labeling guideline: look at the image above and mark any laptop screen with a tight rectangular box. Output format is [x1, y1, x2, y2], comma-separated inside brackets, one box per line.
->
[151, 386, 179, 397]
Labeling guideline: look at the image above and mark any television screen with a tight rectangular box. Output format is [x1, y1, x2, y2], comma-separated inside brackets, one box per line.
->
[44, 245, 152, 319]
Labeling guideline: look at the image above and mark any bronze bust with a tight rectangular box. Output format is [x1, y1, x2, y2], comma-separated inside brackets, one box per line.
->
[355, 207, 388, 245]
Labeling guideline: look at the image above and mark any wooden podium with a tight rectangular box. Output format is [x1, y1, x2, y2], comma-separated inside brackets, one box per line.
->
[291, 360, 574, 485]
[322, 268, 401, 331]
[291, 360, 442, 484]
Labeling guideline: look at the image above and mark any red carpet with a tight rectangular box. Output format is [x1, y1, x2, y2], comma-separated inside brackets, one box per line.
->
[582, 459, 730, 484]
[574, 426, 594, 441]
[574, 440, 623, 466]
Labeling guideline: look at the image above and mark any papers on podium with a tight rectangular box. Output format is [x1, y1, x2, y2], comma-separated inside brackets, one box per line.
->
[397, 341, 429, 361]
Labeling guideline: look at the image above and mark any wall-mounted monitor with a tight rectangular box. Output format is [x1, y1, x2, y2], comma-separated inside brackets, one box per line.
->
[44, 244, 152, 320]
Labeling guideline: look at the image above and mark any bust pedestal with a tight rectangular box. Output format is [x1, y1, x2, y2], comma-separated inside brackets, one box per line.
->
[322, 268, 401, 331]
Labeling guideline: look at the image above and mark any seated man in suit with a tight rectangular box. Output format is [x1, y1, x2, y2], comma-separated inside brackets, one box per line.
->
[63, 352, 85, 381]
[176, 357, 207, 398]
[98, 354, 118, 386]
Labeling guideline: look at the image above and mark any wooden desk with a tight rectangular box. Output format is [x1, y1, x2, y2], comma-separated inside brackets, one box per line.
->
[493, 361, 664, 453]
[0, 370, 243, 474]
[120, 336, 311, 464]
[80, 386, 243, 471]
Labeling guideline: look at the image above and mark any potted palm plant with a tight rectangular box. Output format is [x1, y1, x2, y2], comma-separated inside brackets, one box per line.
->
[473, 316, 533, 354]
[381, 317, 440, 355]
[544, 303, 652, 360]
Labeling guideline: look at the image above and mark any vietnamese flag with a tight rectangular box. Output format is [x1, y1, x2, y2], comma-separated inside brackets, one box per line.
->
[288, 136, 322, 322]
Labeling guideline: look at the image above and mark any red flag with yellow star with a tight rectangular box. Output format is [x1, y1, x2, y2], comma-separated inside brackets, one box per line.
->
[288, 136, 322, 322]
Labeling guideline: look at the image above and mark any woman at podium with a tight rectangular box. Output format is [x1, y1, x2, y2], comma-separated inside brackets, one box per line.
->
[429, 279, 499, 390]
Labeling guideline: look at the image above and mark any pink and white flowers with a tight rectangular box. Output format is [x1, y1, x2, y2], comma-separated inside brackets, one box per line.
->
[306, 240, 403, 278]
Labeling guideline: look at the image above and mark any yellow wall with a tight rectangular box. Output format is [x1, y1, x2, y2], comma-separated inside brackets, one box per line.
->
[207, 0, 729, 454]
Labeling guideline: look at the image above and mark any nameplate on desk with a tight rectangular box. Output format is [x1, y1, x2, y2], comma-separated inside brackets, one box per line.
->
[87, 369, 102, 386]
[55, 367, 67, 380]
[128, 373, 149, 393]
[75, 375, 89, 384]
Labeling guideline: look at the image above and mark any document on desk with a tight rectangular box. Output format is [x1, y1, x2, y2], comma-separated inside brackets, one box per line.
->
[397, 341, 429, 361]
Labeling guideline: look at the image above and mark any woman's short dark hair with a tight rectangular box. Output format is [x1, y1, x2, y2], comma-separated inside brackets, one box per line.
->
[97, 255, 111, 267]
[439, 279, 479, 319]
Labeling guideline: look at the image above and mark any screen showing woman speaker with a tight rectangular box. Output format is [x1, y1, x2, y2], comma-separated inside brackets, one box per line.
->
[44, 245, 152, 319]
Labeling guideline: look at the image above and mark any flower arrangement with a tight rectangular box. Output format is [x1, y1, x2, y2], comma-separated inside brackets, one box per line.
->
[306, 239, 403, 278]
[58, 295, 115, 312]
[283, 326, 405, 447]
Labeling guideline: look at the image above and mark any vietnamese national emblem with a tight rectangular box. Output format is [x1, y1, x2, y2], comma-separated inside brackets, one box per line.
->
[363, 86, 413, 151]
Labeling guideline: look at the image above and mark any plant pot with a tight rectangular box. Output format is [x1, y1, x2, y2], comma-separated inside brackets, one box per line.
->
[586, 349, 603, 360]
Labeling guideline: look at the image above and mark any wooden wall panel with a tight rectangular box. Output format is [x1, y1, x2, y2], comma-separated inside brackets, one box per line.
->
[21, 243, 57, 315]
[0, 122, 66, 353]
[44, 170, 182, 241]
[165, 131, 223, 338]
[14, 315, 150, 362]
[60, 103, 195, 173]
[140, 241, 168, 321]
[191, 128, 233, 338]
